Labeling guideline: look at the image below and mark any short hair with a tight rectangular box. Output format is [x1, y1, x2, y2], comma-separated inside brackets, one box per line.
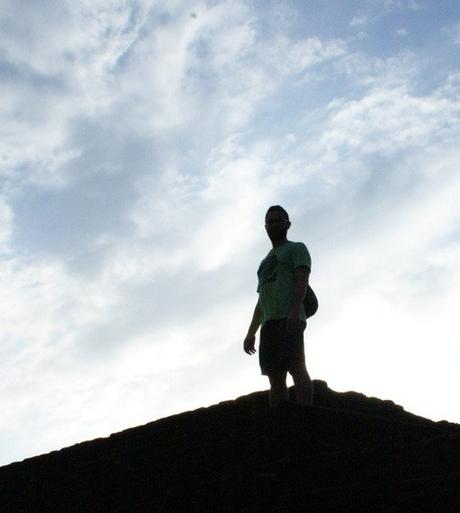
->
[266, 205, 290, 221]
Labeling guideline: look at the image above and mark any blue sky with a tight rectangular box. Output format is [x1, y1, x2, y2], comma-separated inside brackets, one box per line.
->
[1, 0, 460, 466]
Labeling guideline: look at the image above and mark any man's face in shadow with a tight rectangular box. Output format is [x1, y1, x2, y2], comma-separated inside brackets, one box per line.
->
[265, 210, 291, 243]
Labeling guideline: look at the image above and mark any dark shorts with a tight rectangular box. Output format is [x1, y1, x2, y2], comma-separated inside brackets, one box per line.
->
[259, 318, 307, 376]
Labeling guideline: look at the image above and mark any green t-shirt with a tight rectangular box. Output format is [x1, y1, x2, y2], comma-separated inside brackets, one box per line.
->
[257, 240, 311, 326]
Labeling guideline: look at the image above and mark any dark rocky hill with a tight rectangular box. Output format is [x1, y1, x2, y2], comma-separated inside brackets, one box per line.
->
[1, 380, 460, 512]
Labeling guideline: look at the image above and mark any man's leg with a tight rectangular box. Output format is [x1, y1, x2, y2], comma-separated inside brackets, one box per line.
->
[267, 370, 289, 408]
[289, 361, 313, 406]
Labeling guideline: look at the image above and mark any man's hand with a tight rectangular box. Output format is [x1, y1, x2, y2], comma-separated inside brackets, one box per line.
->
[286, 308, 300, 336]
[243, 333, 256, 355]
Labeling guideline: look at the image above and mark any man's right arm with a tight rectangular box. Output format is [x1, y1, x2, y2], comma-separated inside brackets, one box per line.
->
[247, 299, 262, 336]
[244, 300, 262, 355]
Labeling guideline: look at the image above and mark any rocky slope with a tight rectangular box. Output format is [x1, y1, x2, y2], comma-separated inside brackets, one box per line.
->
[1, 380, 460, 512]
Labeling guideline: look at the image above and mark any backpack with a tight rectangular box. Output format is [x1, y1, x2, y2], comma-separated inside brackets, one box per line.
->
[303, 284, 318, 318]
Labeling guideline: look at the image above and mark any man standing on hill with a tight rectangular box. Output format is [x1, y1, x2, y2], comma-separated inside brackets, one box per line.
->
[243, 205, 313, 408]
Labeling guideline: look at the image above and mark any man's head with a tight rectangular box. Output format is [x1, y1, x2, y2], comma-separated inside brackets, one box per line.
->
[265, 205, 291, 242]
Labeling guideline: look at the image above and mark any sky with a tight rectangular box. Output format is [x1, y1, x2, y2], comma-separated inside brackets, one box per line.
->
[1, 0, 460, 467]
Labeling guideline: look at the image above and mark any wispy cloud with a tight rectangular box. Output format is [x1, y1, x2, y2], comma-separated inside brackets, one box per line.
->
[350, 14, 368, 27]
[451, 22, 460, 44]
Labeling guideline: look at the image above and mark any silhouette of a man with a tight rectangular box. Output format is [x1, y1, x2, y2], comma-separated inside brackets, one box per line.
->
[243, 206, 313, 408]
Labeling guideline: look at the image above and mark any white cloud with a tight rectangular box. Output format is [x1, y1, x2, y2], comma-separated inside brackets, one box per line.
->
[453, 22, 460, 45]
[0, 198, 13, 253]
[261, 35, 346, 78]
[350, 14, 368, 27]
[436, 72, 460, 99]
[0, 0, 150, 189]
[407, 0, 424, 10]
[315, 86, 460, 158]
[383, 0, 425, 10]
[441, 21, 460, 46]
[336, 50, 420, 87]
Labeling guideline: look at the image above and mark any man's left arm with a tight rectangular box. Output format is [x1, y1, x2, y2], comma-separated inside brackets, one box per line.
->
[287, 242, 312, 335]
[287, 266, 310, 335]
[292, 265, 310, 311]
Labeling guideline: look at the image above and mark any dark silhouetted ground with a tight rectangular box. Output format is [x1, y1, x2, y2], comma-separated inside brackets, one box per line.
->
[1, 380, 460, 512]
